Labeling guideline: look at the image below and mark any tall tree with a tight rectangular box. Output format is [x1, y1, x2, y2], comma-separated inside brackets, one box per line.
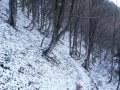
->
[43, 0, 74, 56]
[8, 0, 17, 28]
[85, 0, 106, 70]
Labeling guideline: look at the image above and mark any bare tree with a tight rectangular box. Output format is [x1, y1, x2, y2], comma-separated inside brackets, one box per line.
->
[8, 0, 17, 28]
[85, 0, 105, 70]
[43, 0, 74, 56]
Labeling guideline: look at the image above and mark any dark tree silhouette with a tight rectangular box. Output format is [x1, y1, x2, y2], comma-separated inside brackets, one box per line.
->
[8, 0, 17, 28]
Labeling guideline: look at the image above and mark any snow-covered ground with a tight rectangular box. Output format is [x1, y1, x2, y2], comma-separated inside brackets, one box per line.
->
[0, 0, 118, 90]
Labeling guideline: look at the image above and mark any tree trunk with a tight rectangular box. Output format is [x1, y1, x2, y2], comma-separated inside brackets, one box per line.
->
[85, 18, 97, 70]
[8, 0, 17, 28]
[43, 35, 59, 55]
[22, 0, 25, 12]
[43, 0, 74, 56]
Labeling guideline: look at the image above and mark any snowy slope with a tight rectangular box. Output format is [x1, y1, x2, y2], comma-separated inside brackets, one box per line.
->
[0, 0, 117, 90]
[0, 0, 97, 90]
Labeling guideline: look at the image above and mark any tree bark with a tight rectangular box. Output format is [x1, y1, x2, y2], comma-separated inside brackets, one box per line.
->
[8, 0, 17, 28]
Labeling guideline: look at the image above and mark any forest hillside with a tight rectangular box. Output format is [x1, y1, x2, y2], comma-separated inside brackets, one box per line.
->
[0, 0, 120, 90]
